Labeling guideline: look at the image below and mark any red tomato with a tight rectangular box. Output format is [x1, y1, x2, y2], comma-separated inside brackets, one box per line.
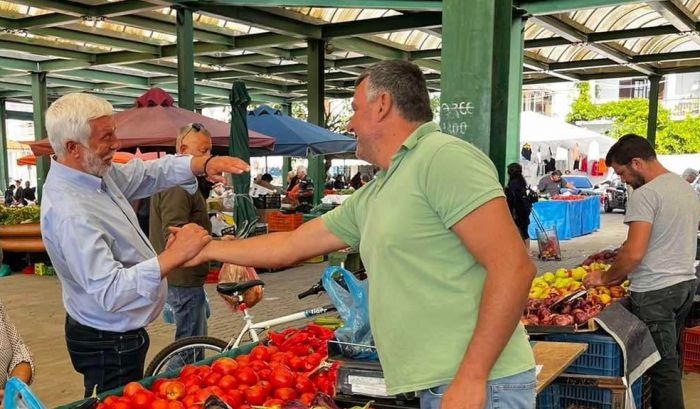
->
[103, 396, 119, 406]
[237, 384, 250, 393]
[206, 385, 225, 397]
[217, 374, 238, 391]
[150, 398, 169, 409]
[269, 368, 295, 389]
[269, 352, 288, 364]
[250, 346, 271, 362]
[245, 385, 268, 406]
[164, 382, 186, 401]
[267, 346, 279, 354]
[124, 382, 145, 397]
[300, 392, 315, 406]
[257, 368, 272, 381]
[185, 385, 200, 396]
[272, 387, 297, 401]
[166, 402, 184, 409]
[179, 365, 197, 378]
[263, 398, 284, 408]
[113, 401, 131, 409]
[239, 406, 251, 409]
[150, 380, 168, 397]
[294, 376, 316, 394]
[195, 389, 213, 403]
[288, 356, 305, 371]
[223, 393, 243, 409]
[181, 395, 196, 408]
[257, 380, 272, 395]
[186, 406, 203, 409]
[181, 375, 202, 388]
[235, 367, 259, 386]
[195, 366, 213, 379]
[211, 358, 239, 376]
[203, 371, 222, 387]
[132, 390, 154, 409]
[249, 360, 269, 372]
[235, 355, 250, 365]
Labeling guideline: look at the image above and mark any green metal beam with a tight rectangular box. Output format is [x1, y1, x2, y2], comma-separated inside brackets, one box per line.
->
[647, 1, 700, 47]
[332, 38, 408, 60]
[6, 110, 33, 121]
[12, 1, 160, 29]
[515, 0, 640, 16]
[128, 63, 179, 76]
[0, 99, 7, 188]
[176, 6, 195, 111]
[39, 59, 92, 72]
[0, 38, 95, 61]
[322, 11, 441, 38]
[198, 5, 321, 39]
[307, 39, 325, 206]
[647, 74, 661, 148]
[0, 57, 40, 72]
[13, 0, 86, 16]
[31, 72, 49, 201]
[190, 0, 442, 9]
[110, 15, 234, 45]
[215, 53, 278, 66]
[32, 28, 161, 54]
[13, 14, 80, 29]
[54, 69, 150, 87]
[95, 51, 161, 65]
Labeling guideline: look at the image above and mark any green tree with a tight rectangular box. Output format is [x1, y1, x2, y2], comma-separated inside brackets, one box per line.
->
[567, 82, 700, 154]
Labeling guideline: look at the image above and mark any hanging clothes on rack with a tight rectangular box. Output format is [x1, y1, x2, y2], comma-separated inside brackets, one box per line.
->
[544, 147, 556, 173]
[572, 143, 580, 170]
[580, 154, 588, 172]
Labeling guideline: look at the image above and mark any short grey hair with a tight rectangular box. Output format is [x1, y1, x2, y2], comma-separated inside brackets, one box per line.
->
[681, 168, 699, 183]
[176, 123, 212, 152]
[355, 60, 433, 123]
[46, 93, 113, 158]
[296, 166, 307, 175]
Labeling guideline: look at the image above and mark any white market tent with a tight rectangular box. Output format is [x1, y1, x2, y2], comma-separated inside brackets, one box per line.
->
[520, 111, 617, 162]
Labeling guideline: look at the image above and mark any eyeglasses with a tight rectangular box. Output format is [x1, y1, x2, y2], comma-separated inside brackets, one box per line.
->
[182, 122, 205, 140]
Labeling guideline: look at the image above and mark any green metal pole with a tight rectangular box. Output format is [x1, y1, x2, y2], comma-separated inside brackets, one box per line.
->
[440, 0, 520, 183]
[647, 75, 661, 148]
[281, 103, 292, 190]
[504, 13, 526, 180]
[307, 39, 325, 206]
[32, 72, 49, 202]
[176, 6, 195, 111]
[0, 99, 8, 190]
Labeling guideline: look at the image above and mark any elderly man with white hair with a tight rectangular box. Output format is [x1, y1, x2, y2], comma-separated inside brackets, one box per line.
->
[39, 93, 249, 396]
[681, 168, 700, 202]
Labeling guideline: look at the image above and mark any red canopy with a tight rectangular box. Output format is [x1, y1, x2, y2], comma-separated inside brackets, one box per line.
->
[28, 88, 275, 156]
[17, 149, 165, 166]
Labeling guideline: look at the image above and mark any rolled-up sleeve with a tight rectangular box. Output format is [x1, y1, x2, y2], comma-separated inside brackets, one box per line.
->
[110, 155, 197, 201]
[57, 216, 163, 312]
[0, 303, 34, 384]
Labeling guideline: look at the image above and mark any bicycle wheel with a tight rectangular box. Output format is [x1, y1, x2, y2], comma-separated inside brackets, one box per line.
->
[145, 336, 230, 377]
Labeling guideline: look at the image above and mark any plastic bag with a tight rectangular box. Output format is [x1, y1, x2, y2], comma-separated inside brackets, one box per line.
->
[322, 266, 377, 360]
[2, 378, 47, 409]
[218, 263, 263, 308]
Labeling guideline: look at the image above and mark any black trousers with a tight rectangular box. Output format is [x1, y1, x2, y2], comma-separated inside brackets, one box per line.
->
[65, 315, 150, 397]
[628, 280, 697, 409]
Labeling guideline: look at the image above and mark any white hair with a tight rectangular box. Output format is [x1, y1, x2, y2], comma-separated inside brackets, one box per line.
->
[45, 93, 113, 158]
[681, 168, 699, 183]
[296, 166, 307, 174]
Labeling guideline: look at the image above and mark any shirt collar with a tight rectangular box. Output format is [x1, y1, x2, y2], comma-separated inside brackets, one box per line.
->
[48, 158, 104, 192]
[401, 121, 440, 151]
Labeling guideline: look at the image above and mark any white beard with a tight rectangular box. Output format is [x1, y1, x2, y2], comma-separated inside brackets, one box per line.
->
[81, 147, 111, 177]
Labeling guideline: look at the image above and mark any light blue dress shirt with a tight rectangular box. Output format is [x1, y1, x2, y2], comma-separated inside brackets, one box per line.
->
[41, 155, 197, 332]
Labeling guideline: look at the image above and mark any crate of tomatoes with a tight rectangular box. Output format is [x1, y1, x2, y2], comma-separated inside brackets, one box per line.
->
[56, 324, 371, 409]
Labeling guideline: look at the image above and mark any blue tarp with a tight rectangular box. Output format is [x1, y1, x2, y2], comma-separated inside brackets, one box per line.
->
[528, 196, 601, 240]
[247, 105, 357, 157]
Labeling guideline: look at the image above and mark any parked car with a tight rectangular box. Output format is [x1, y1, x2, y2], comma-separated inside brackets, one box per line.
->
[561, 175, 598, 196]
[601, 181, 628, 213]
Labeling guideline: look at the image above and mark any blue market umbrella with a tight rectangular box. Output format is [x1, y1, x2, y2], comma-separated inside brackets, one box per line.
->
[247, 105, 356, 156]
[229, 81, 257, 236]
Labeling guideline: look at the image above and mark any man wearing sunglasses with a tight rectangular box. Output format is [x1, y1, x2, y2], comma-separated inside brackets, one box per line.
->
[39, 93, 249, 396]
[149, 123, 213, 349]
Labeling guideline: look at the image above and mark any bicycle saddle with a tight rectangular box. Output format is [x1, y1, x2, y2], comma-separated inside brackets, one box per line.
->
[216, 280, 265, 296]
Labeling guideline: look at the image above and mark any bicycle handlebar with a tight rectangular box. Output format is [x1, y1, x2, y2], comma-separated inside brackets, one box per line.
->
[297, 268, 367, 300]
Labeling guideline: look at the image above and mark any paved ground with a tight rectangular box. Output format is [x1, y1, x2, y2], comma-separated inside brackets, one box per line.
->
[0, 212, 698, 407]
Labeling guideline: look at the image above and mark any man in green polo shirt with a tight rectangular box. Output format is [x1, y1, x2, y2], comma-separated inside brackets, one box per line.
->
[181, 60, 536, 409]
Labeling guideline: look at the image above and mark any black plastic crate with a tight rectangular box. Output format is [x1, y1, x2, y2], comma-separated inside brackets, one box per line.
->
[253, 194, 281, 209]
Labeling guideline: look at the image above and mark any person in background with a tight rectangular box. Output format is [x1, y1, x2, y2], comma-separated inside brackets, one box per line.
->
[295, 166, 314, 206]
[333, 174, 346, 190]
[13, 181, 25, 206]
[40, 92, 248, 396]
[681, 168, 700, 202]
[3, 185, 14, 206]
[361, 173, 371, 186]
[585, 134, 698, 409]
[537, 170, 573, 196]
[0, 297, 34, 405]
[176, 60, 536, 409]
[23, 181, 35, 203]
[349, 171, 363, 190]
[286, 170, 298, 193]
[505, 163, 532, 249]
[254, 173, 281, 193]
[149, 123, 214, 350]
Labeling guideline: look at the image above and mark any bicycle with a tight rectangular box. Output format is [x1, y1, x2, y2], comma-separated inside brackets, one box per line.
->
[144, 272, 350, 376]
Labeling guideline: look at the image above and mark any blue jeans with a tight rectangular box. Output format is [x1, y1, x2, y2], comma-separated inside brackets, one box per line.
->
[168, 286, 209, 340]
[419, 368, 536, 409]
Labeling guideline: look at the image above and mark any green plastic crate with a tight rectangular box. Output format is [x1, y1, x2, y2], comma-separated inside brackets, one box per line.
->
[54, 342, 257, 409]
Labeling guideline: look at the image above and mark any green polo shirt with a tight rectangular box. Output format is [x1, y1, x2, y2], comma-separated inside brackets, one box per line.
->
[322, 122, 535, 395]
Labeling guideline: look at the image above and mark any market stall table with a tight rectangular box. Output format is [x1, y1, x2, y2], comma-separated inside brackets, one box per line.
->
[533, 341, 588, 393]
[528, 196, 600, 240]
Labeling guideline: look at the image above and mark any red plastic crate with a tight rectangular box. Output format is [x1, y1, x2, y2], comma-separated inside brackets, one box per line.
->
[267, 211, 303, 232]
[683, 326, 700, 373]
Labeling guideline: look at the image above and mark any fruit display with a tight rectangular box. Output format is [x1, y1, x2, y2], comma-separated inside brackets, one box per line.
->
[580, 248, 619, 266]
[94, 324, 353, 409]
[0, 205, 40, 225]
[522, 263, 629, 327]
[551, 195, 586, 201]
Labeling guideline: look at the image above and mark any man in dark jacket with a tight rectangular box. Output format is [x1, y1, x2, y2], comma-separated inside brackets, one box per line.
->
[149, 123, 213, 349]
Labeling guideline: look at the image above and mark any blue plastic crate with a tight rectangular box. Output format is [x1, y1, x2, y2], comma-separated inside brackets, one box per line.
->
[558, 378, 642, 409]
[536, 384, 560, 409]
[544, 333, 622, 376]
